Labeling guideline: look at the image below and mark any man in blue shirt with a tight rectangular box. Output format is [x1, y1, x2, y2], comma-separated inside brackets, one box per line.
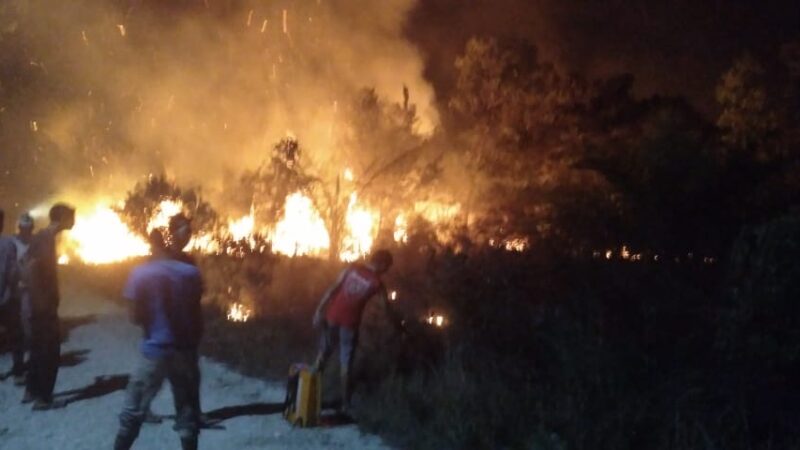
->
[114, 215, 204, 450]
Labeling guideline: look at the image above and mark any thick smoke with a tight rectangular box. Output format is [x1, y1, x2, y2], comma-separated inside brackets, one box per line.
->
[0, 0, 438, 222]
[407, 0, 799, 114]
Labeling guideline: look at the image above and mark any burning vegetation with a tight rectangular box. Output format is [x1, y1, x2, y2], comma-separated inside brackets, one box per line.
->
[1, 1, 799, 450]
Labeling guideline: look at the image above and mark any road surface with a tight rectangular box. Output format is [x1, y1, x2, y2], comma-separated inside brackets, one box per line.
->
[0, 292, 390, 450]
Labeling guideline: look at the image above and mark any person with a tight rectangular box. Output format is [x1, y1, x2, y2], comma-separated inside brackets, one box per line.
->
[311, 249, 403, 412]
[13, 213, 35, 378]
[0, 208, 23, 383]
[23, 203, 75, 410]
[114, 215, 204, 450]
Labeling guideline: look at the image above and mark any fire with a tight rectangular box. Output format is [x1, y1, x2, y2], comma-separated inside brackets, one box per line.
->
[58, 255, 70, 265]
[503, 237, 529, 252]
[63, 206, 150, 264]
[426, 311, 447, 328]
[228, 210, 256, 242]
[147, 200, 184, 233]
[389, 290, 397, 301]
[271, 192, 330, 257]
[226, 302, 252, 322]
[393, 214, 408, 243]
[414, 200, 461, 223]
[339, 193, 378, 262]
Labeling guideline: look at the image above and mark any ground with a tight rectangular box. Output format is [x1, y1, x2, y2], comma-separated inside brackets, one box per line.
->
[0, 292, 391, 450]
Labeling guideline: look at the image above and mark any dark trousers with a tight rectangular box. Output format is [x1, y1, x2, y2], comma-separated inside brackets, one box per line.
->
[26, 315, 60, 401]
[0, 298, 25, 375]
[115, 350, 201, 450]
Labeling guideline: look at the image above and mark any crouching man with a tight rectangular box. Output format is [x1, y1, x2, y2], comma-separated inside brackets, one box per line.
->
[311, 249, 403, 413]
[114, 214, 204, 450]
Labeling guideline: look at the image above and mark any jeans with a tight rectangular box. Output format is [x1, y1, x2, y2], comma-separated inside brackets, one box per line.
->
[116, 349, 201, 447]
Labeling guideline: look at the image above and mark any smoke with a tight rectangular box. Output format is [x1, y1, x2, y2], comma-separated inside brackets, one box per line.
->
[0, 0, 438, 219]
[406, 0, 799, 114]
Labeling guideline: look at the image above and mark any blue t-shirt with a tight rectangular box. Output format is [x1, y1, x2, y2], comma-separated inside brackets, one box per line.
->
[123, 259, 203, 358]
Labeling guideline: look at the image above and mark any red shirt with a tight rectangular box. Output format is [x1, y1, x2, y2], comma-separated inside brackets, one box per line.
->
[325, 264, 382, 328]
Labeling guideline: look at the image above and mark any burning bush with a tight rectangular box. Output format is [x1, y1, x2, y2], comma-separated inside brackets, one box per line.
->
[118, 174, 218, 237]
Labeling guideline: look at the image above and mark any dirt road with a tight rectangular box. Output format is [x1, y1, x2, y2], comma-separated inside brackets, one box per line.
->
[0, 293, 390, 450]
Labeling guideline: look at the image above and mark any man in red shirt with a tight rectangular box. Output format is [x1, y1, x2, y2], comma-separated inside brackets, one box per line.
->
[312, 249, 401, 412]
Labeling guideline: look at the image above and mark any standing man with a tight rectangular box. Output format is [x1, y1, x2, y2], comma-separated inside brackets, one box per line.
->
[0, 208, 23, 383]
[114, 214, 204, 450]
[13, 213, 35, 379]
[312, 249, 402, 412]
[23, 203, 75, 410]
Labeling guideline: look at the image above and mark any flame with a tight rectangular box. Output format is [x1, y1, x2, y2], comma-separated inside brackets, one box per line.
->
[147, 199, 184, 233]
[226, 302, 252, 322]
[503, 237, 529, 252]
[426, 312, 447, 328]
[63, 206, 150, 264]
[389, 290, 397, 301]
[393, 214, 408, 243]
[58, 255, 70, 265]
[228, 211, 255, 242]
[339, 193, 378, 262]
[271, 192, 330, 257]
[343, 167, 354, 182]
[414, 201, 461, 223]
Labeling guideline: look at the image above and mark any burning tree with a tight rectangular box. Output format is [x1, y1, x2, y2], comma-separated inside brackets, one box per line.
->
[118, 174, 218, 237]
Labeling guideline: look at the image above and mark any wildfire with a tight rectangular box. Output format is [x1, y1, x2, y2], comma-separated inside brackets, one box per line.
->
[63, 206, 150, 265]
[426, 311, 447, 328]
[339, 193, 378, 262]
[393, 214, 408, 243]
[228, 209, 256, 243]
[270, 192, 330, 257]
[147, 200, 183, 233]
[226, 302, 252, 322]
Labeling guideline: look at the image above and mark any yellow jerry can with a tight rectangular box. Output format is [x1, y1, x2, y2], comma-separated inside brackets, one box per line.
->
[283, 363, 321, 427]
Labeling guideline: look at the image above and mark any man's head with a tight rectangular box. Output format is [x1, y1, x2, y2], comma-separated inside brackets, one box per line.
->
[370, 249, 393, 274]
[18, 213, 34, 237]
[49, 203, 76, 232]
[168, 213, 192, 251]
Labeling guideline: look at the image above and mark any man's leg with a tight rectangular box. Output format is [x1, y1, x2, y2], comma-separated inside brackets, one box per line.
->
[36, 317, 60, 404]
[6, 299, 25, 379]
[24, 315, 44, 402]
[167, 350, 200, 450]
[0, 301, 24, 379]
[312, 322, 336, 373]
[339, 327, 359, 411]
[115, 355, 166, 450]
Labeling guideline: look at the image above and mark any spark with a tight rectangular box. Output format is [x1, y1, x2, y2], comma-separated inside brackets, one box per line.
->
[117, 24, 126, 37]
[282, 9, 288, 34]
[246, 9, 253, 27]
[260, 19, 268, 33]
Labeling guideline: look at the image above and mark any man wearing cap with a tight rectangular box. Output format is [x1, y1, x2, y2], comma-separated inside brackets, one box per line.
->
[0, 208, 23, 383]
[23, 203, 75, 410]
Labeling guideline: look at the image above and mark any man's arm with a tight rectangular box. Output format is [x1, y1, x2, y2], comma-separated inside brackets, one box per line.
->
[312, 268, 349, 328]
